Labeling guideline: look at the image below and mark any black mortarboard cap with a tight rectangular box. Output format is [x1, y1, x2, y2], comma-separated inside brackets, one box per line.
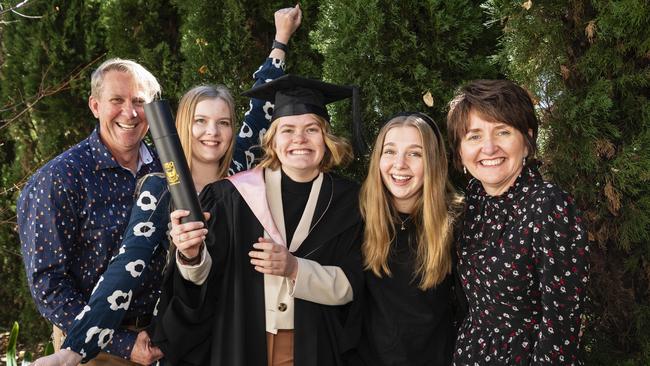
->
[242, 74, 367, 155]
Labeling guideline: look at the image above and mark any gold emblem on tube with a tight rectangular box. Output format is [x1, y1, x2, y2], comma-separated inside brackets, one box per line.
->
[164, 161, 180, 185]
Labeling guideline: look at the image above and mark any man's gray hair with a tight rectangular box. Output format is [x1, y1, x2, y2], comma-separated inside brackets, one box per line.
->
[90, 58, 161, 102]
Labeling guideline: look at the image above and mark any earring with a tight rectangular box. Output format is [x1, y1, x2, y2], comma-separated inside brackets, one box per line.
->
[463, 166, 467, 175]
[523, 156, 527, 166]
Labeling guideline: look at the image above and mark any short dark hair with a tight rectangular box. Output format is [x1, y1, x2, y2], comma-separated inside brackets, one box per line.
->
[446, 79, 539, 171]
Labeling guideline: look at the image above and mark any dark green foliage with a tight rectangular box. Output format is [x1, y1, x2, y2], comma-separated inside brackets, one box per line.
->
[172, 0, 252, 93]
[485, 0, 650, 363]
[313, 0, 499, 180]
[242, 0, 323, 78]
[171, 0, 323, 117]
[2, 1, 102, 161]
[1, 0, 105, 345]
[0, 161, 51, 345]
[100, 0, 183, 103]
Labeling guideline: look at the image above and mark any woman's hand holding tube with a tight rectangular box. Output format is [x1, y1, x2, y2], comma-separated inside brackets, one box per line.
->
[170, 209, 210, 261]
[249, 237, 298, 280]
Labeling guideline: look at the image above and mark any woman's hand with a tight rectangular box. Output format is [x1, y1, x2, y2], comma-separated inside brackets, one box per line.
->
[32, 349, 82, 366]
[274, 4, 302, 44]
[249, 237, 298, 279]
[170, 209, 210, 260]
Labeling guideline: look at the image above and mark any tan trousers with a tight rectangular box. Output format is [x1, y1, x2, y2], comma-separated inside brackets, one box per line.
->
[53, 326, 142, 366]
[266, 330, 294, 366]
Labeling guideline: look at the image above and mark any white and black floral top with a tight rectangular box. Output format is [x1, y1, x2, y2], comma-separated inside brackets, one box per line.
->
[454, 163, 589, 365]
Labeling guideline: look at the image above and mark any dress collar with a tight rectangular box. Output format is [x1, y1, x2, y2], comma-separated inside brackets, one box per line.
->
[466, 162, 543, 203]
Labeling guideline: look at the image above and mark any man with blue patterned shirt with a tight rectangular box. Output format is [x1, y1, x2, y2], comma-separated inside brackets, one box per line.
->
[18, 58, 164, 365]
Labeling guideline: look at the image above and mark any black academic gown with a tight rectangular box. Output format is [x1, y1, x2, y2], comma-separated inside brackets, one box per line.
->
[151, 172, 363, 366]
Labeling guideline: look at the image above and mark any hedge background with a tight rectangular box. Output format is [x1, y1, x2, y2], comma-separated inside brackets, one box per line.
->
[1, 0, 648, 363]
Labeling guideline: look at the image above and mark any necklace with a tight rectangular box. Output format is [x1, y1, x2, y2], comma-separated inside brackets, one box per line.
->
[397, 215, 411, 231]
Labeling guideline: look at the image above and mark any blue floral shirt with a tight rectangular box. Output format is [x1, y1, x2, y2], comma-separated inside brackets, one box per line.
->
[54, 57, 285, 363]
[18, 128, 163, 359]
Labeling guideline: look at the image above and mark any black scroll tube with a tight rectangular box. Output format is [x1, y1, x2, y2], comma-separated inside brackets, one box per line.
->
[145, 100, 204, 224]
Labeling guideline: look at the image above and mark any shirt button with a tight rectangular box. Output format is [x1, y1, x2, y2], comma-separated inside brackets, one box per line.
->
[277, 303, 287, 312]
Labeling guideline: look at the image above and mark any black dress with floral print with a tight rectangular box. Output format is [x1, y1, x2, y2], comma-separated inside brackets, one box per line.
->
[453, 164, 589, 365]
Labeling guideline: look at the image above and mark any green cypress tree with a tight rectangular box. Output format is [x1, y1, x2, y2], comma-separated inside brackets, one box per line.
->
[242, 0, 323, 78]
[100, 0, 183, 102]
[172, 0, 253, 97]
[0, 0, 105, 343]
[172, 0, 323, 115]
[484, 0, 650, 363]
[313, 0, 500, 179]
[2, 1, 103, 162]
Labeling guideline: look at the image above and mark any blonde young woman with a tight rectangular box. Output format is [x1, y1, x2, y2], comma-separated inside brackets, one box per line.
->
[355, 112, 461, 366]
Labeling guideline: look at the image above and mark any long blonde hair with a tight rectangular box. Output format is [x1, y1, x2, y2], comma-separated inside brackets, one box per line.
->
[176, 85, 236, 179]
[360, 113, 461, 289]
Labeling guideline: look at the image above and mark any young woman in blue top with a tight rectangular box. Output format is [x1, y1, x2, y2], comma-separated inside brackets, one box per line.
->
[32, 5, 302, 366]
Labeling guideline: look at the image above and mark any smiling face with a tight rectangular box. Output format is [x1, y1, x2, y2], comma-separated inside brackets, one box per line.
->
[272, 114, 326, 182]
[88, 70, 149, 161]
[460, 111, 529, 196]
[379, 126, 425, 213]
[190, 98, 233, 167]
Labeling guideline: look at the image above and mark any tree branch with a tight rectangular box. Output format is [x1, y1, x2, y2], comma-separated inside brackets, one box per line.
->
[0, 53, 106, 130]
[0, 0, 33, 17]
[10, 8, 41, 19]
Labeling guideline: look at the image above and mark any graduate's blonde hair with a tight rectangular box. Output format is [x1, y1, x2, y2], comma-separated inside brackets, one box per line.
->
[258, 113, 353, 172]
[360, 114, 462, 289]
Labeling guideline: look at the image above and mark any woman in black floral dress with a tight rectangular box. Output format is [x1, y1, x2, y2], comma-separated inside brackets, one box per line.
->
[446, 80, 589, 365]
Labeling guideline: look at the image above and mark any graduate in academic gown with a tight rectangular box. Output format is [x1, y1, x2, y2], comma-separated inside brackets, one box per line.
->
[151, 75, 364, 366]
